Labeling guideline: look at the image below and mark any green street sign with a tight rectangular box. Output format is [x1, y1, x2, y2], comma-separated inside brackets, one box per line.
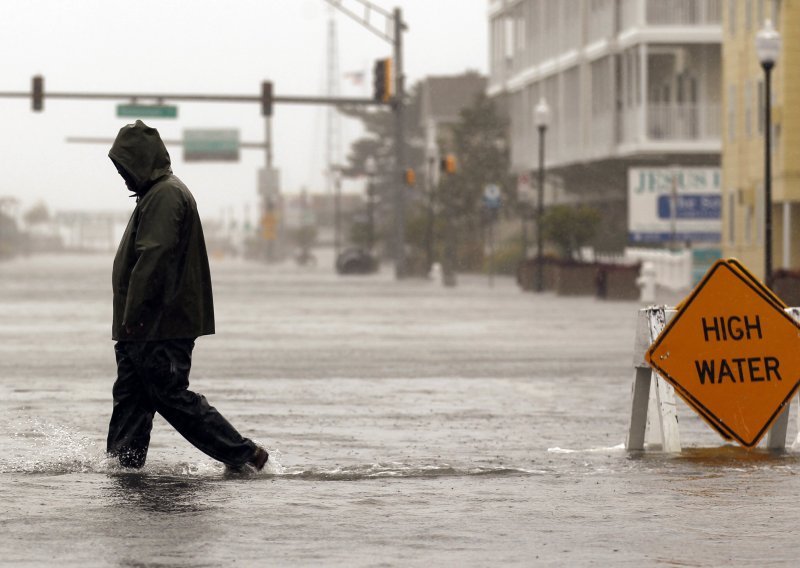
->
[116, 104, 178, 119]
[183, 129, 239, 161]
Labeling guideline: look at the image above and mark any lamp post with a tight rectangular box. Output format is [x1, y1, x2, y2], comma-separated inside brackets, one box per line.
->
[534, 97, 551, 292]
[756, 18, 781, 285]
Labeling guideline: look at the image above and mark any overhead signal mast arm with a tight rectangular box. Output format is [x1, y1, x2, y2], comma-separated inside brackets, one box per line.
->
[323, 0, 404, 43]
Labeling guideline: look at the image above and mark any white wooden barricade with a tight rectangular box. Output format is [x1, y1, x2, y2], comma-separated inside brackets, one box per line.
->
[627, 306, 799, 452]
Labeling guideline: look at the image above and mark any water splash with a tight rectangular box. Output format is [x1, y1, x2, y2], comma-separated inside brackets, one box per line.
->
[275, 461, 543, 481]
[547, 443, 626, 454]
[2, 419, 540, 480]
[3, 417, 105, 474]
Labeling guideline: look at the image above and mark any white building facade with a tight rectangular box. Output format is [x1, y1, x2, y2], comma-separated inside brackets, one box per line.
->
[488, 0, 723, 249]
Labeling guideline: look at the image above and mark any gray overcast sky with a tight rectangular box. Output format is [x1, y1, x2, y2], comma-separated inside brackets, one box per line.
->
[0, 0, 487, 222]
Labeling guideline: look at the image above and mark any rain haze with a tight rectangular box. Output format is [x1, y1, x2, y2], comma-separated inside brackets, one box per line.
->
[0, 0, 487, 217]
[5, 1, 800, 566]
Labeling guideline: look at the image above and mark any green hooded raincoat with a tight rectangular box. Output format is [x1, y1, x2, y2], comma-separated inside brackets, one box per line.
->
[110, 120, 215, 341]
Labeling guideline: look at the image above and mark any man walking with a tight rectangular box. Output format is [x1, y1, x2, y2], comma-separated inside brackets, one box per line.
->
[106, 120, 268, 471]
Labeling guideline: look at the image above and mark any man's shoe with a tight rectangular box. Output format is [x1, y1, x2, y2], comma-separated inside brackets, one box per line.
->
[248, 446, 269, 471]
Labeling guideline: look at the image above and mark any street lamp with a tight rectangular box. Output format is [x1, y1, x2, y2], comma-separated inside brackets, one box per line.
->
[756, 18, 781, 285]
[534, 97, 551, 292]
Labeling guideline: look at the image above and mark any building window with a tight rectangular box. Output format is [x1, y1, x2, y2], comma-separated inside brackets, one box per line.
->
[516, 8, 526, 53]
[745, 204, 753, 245]
[745, 81, 752, 138]
[728, 0, 737, 35]
[745, 0, 753, 31]
[504, 16, 514, 62]
[728, 191, 736, 245]
[755, 183, 763, 245]
[728, 85, 737, 142]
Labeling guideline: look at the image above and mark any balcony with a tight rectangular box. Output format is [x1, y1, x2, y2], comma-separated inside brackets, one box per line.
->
[646, 103, 720, 141]
[646, 0, 722, 26]
[622, 0, 722, 29]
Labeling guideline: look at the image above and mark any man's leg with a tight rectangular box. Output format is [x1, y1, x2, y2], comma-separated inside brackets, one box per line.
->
[141, 339, 262, 468]
[107, 342, 155, 468]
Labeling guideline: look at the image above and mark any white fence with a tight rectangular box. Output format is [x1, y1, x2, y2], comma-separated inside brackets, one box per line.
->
[624, 247, 693, 291]
[588, 246, 693, 292]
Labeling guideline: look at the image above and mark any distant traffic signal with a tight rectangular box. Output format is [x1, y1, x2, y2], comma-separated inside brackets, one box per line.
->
[441, 154, 457, 174]
[404, 168, 416, 187]
[32, 75, 44, 112]
[261, 81, 273, 117]
[373, 58, 392, 103]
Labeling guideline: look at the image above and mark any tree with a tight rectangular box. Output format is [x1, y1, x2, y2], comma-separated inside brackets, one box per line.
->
[339, 81, 511, 274]
[444, 93, 511, 219]
[338, 83, 425, 259]
[439, 93, 511, 271]
[542, 205, 602, 260]
[24, 202, 50, 225]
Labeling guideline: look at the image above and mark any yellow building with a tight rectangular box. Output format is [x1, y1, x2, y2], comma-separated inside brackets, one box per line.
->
[723, 0, 800, 278]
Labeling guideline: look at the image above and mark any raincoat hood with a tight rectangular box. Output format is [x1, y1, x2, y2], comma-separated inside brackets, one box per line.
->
[109, 120, 172, 196]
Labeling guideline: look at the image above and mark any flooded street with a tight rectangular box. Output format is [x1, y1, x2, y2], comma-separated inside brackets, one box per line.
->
[2, 254, 800, 566]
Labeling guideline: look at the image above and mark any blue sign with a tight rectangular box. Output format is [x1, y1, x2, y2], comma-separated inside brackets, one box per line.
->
[629, 231, 721, 244]
[483, 184, 502, 209]
[657, 194, 721, 220]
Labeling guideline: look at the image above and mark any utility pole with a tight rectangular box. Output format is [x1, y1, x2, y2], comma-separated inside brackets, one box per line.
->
[324, 0, 408, 279]
[392, 7, 407, 278]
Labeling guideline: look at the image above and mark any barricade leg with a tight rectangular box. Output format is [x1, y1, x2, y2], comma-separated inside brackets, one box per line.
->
[654, 375, 681, 452]
[766, 402, 791, 451]
[626, 366, 652, 451]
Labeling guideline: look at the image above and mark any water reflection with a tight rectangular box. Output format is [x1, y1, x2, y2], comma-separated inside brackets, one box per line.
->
[628, 444, 800, 470]
[676, 445, 800, 468]
[107, 472, 217, 514]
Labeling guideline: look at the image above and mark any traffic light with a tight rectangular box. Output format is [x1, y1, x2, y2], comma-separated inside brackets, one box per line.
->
[441, 154, 457, 174]
[404, 168, 416, 187]
[32, 75, 44, 112]
[373, 58, 392, 103]
[261, 81, 273, 117]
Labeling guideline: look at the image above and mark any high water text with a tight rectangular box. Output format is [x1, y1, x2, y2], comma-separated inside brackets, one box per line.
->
[693, 315, 782, 385]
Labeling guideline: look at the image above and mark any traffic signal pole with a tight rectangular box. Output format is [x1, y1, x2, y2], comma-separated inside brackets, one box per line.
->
[0, 88, 381, 108]
[7, 1, 409, 278]
[392, 7, 407, 278]
[324, 0, 408, 279]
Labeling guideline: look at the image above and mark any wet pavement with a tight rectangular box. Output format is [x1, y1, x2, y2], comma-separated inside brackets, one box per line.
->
[1, 253, 800, 567]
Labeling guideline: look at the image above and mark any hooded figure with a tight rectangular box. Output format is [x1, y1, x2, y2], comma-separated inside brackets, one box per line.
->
[110, 120, 213, 341]
[106, 121, 268, 471]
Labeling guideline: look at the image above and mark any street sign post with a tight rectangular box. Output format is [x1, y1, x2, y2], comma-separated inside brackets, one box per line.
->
[645, 259, 800, 447]
[517, 173, 534, 203]
[482, 184, 502, 288]
[116, 104, 178, 119]
[483, 184, 502, 209]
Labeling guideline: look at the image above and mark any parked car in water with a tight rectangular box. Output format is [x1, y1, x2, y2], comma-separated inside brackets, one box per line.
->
[336, 247, 378, 275]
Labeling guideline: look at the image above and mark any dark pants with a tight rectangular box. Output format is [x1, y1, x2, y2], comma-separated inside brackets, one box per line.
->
[106, 339, 257, 469]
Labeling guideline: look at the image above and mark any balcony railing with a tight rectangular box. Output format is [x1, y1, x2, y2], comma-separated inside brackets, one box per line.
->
[646, 0, 722, 26]
[647, 103, 720, 141]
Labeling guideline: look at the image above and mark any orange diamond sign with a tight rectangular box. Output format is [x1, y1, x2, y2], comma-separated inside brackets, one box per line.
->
[646, 259, 800, 448]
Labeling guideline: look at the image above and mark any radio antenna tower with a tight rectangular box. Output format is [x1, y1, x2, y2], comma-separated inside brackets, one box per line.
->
[326, 6, 343, 255]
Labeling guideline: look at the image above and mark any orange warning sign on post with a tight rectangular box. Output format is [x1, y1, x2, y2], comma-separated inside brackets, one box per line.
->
[646, 259, 800, 448]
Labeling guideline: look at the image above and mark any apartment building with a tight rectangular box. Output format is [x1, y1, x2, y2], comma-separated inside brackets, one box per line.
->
[722, 0, 799, 279]
[488, 0, 722, 250]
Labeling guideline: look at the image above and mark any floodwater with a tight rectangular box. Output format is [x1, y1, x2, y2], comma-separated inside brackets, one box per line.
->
[2, 253, 800, 567]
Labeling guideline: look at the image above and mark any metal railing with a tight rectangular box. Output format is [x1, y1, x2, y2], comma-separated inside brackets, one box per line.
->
[646, 0, 722, 26]
[647, 103, 720, 140]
